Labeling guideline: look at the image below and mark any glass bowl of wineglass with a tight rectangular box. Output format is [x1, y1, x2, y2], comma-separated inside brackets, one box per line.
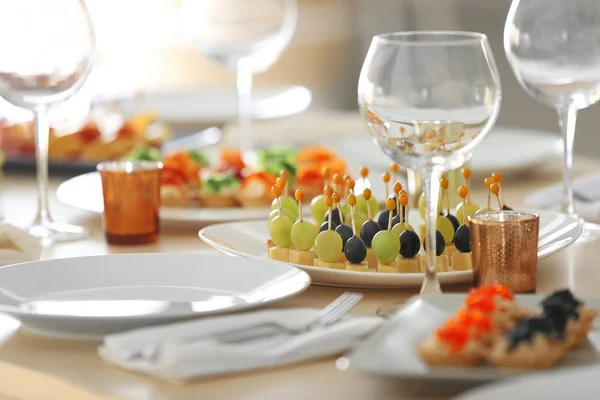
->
[182, 0, 298, 164]
[0, 0, 95, 242]
[504, 0, 600, 241]
[358, 31, 502, 294]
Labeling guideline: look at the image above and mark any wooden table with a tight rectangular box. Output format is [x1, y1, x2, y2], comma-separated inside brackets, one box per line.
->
[0, 157, 599, 400]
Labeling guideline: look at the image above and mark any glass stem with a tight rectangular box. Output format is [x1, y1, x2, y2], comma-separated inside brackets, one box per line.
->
[556, 105, 578, 215]
[236, 57, 253, 165]
[33, 110, 52, 226]
[421, 168, 442, 295]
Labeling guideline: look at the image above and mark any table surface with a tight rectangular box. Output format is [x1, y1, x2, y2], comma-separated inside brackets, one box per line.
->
[0, 157, 599, 400]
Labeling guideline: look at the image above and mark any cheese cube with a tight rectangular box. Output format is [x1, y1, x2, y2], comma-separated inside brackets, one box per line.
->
[443, 245, 457, 265]
[395, 255, 420, 273]
[338, 253, 347, 263]
[266, 239, 275, 254]
[451, 252, 473, 271]
[419, 255, 449, 273]
[377, 262, 397, 273]
[365, 248, 378, 269]
[268, 247, 290, 262]
[289, 249, 316, 266]
[313, 258, 346, 270]
[345, 262, 369, 272]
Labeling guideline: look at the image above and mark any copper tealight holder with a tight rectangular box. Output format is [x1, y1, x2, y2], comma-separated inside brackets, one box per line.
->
[470, 210, 539, 293]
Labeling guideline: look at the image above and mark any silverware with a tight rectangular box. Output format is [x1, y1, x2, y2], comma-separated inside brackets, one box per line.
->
[122, 291, 363, 362]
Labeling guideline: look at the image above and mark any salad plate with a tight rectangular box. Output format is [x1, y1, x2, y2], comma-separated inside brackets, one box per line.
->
[198, 208, 581, 288]
[0, 254, 310, 339]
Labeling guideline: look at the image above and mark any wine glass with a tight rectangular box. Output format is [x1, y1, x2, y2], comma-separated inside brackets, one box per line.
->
[358, 32, 502, 295]
[0, 0, 95, 242]
[181, 0, 298, 164]
[504, 0, 600, 241]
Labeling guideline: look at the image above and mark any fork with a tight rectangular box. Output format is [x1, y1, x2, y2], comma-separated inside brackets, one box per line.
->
[122, 291, 363, 362]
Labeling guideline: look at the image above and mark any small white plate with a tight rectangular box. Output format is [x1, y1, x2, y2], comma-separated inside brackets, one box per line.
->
[198, 209, 582, 288]
[343, 294, 600, 381]
[0, 253, 310, 339]
[455, 365, 600, 399]
[118, 86, 312, 125]
[56, 171, 388, 223]
[320, 127, 562, 175]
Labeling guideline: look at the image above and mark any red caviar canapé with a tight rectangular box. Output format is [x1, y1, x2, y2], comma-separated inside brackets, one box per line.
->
[435, 321, 470, 353]
[477, 284, 514, 300]
[454, 309, 493, 338]
[465, 293, 497, 313]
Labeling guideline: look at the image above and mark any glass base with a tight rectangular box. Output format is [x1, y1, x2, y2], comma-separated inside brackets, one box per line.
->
[576, 222, 600, 243]
[376, 302, 406, 318]
[28, 221, 89, 243]
[420, 274, 442, 294]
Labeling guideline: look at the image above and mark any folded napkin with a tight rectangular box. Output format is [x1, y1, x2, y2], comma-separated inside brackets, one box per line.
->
[0, 223, 42, 266]
[99, 308, 383, 382]
[523, 173, 600, 222]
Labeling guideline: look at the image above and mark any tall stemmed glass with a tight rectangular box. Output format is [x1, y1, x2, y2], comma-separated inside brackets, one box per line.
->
[358, 32, 502, 294]
[504, 0, 600, 240]
[0, 0, 95, 242]
[182, 0, 298, 164]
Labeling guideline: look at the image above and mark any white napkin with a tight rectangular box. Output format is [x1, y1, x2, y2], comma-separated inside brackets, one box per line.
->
[99, 308, 383, 382]
[524, 173, 600, 222]
[0, 223, 42, 266]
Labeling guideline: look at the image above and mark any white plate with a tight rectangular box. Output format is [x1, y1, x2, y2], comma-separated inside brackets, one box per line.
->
[197, 209, 582, 288]
[56, 171, 388, 223]
[0, 253, 310, 339]
[455, 365, 600, 399]
[320, 126, 562, 175]
[118, 86, 312, 124]
[343, 294, 600, 381]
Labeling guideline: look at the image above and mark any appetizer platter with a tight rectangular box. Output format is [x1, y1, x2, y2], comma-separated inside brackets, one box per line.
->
[199, 167, 582, 288]
[344, 287, 600, 380]
[56, 146, 358, 222]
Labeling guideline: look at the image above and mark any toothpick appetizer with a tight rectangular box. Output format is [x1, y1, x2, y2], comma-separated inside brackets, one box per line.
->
[319, 186, 339, 232]
[441, 175, 460, 233]
[456, 167, 480, 225]
[355, 167, 378, 217]
[490, 183, 503, 210]
[392, 193, 414, 235]
[288, 189, 318, 266]
[391, 182, 403, 228]
[267, 185, 294, 262]
[360, 188, 382, 269]
[377, 172, 393, 230]
[452, 185, 473, 271]
[483, 176, 495, 212]
[271, 172, 299, 221]
[440, 175, 459, 265]
[333, 192, 353, 252]
[371, 198, 402, 273]
[420, 229, 449, 273]
[344, 194, 369, 272]
[492, 172, 512, 210]
[390, 162, 399, 184]
[396, 199, 421, 273]
[309, 167, 331, 222]
[313, 194, 344, 269]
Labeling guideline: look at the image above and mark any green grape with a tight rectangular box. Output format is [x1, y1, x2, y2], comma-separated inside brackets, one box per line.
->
[355, 194, 379, 217]
[436, 215, 455, 245]
[271, 196, 298, 218]
[291, 220, 317, 251]
[392, 222, 414, 236]
[269, 208, 296, 224]
[371, 230, 400, 264]
[314, 230, 343, 262]
[418, 192, 443, 220]
[456, 202, 480, 225]
[340, 204, 351, 221]
[353, 211, 369, 232]
[310, 195, 328, 222]
[269, 215, 294, 248]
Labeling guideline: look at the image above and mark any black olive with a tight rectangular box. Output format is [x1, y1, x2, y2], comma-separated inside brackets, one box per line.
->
[360, 220, 382, 247]
[399, 230, 420, 258]
[335, 224, 353, 250]
[445, 214, 460, 233]
[319, 221, 338, 233]
[422, 230, 445, 256]
[345, 235, 367, 264]
[455, 225, 471, 253]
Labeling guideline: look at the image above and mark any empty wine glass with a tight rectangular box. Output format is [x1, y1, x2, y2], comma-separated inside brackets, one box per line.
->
[0, 0, 95, 242]
[358, 32, 502, 294]
[181, 0, 298, 164]
[504, 0, 600, 240]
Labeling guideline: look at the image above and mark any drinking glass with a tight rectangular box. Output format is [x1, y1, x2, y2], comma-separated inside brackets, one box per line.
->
[0, 0, 95, 242]
[181, 0, 298, 163]
[504, 0, 600, 240]
[358, 32, 502, 294]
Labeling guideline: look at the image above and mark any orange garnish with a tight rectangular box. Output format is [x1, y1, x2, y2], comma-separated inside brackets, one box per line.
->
[454, 309, 493, 337]
[465, 293, 497, 313]
[219, 149, 246, 172]
[477, 284, 514, 300]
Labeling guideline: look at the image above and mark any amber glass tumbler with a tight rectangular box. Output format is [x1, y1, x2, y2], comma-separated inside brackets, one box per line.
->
[470, 210, 539, 293]
[97, 161, 162, 245]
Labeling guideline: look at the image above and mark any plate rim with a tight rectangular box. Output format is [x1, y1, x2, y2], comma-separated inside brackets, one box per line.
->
[197, 209, 582, 288]
[0, 253, 311, 320]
